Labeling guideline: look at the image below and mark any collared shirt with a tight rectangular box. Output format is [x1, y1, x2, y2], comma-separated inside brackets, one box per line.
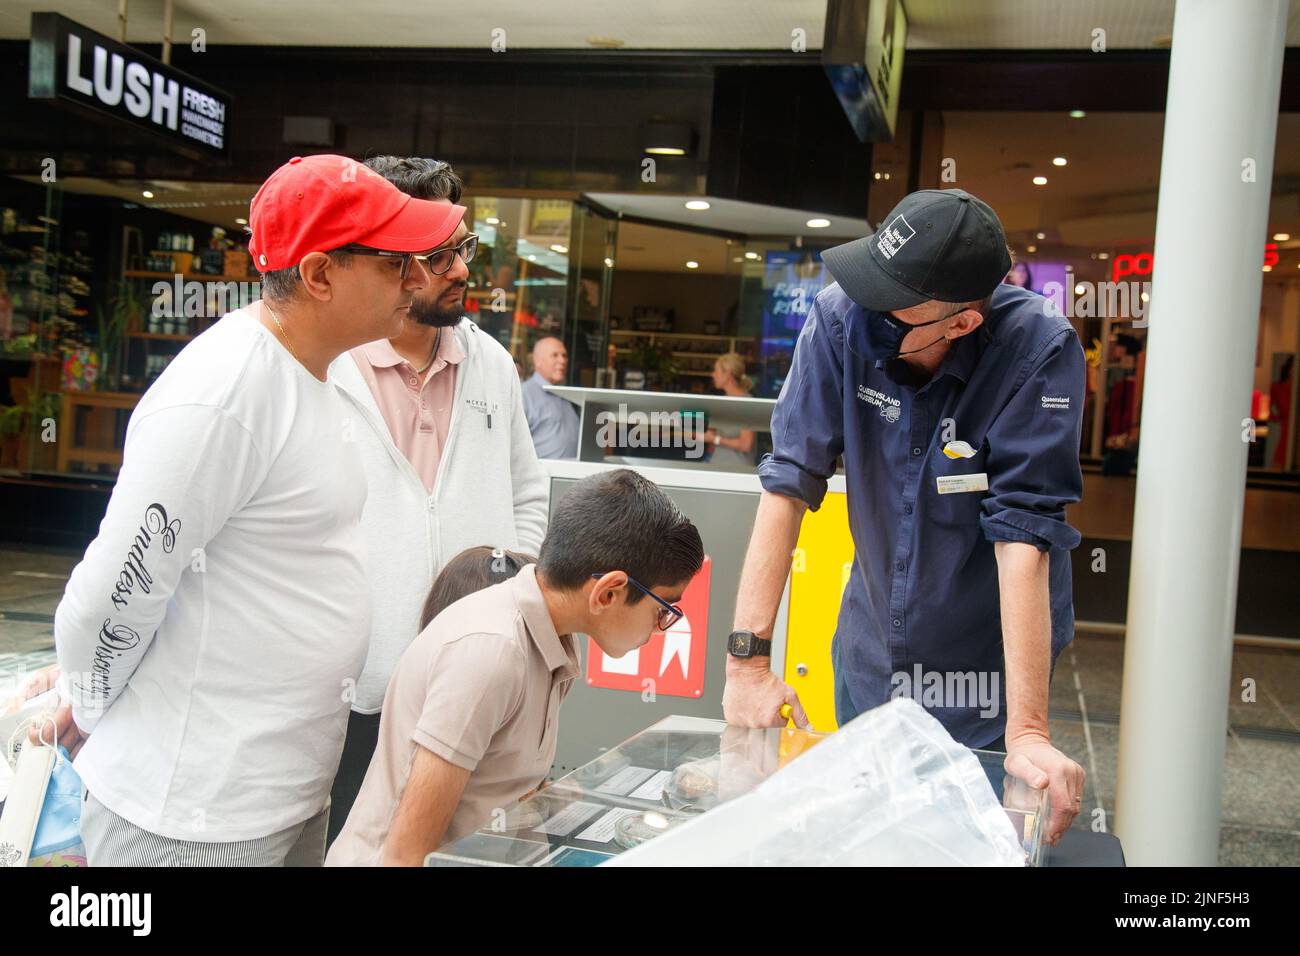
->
[325, 564, 579, 865]
[759, 282, 1085, 747]
[350, 332, 465, 493]
[521, 371, 580, 459]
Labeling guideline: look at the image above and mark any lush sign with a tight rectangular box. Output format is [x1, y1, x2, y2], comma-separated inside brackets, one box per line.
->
[28, 12, 231, 159]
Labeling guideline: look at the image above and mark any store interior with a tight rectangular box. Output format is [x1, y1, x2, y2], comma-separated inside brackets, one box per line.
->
[2, 109, 1298, 482]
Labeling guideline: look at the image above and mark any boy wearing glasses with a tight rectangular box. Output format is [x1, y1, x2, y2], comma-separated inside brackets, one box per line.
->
[326, 469, 703, 866]
[326, 157, 548, 846]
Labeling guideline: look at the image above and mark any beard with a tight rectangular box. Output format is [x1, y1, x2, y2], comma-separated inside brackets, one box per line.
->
[408, 283, 467, 328]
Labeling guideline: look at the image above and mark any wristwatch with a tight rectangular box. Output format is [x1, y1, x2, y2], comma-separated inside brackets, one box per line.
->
[727, 629, 772, 659]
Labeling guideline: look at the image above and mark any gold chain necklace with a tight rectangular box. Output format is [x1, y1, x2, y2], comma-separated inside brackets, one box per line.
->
[264, 304, 301, 365]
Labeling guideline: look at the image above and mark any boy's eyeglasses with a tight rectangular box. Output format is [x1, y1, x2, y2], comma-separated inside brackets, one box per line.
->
[341, 234, 479, 280]
[590, 573, 684, 632]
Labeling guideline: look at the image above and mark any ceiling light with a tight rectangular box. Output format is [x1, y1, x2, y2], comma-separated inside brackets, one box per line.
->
[141, 190, 154, 199]
[1035, 231, 1046, 240]
[1052, 157, 1067, 167]
[806, 218, 831, 228]
[686, 261, 699, 269]
[685, 200, 711, 211]
[1069, 110, 1086, 119]
[744, 252, 760, 260]
[873, 172, 882, 180]
[643, 122, 694, 158]
[1026, 245, 1037, 253]
[1273, 232, 1290, 241]
[1140, 292, 1150, 302]
[527, 254, 536, 262]
[1097, 252, 1109, 259]
[1032, 176, 1048, 186]
[235, 217, 247, 225]
[603, 257, 614, 268]
[1074, 283, 1087, 295]
[485, 217, 499, 225]
[1262, 265, 1272, 272]
[550, 244, 568, 254]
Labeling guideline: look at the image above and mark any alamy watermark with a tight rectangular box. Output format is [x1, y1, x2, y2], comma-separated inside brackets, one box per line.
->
[890, 665, 1001, 718]
[594, 404, 707, 460]
[151, 275, 260, 319]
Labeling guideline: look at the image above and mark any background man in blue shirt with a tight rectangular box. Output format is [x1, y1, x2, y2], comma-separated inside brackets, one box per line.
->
[722, 189, 1086, 844]
[522, 336, 580, 459]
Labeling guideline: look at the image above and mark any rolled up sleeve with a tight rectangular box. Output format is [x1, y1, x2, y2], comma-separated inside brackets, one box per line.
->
[758, 296, 845, 512]
[979, 328, 1085, 552]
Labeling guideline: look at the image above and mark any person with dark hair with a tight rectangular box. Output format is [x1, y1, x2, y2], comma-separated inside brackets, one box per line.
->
[418, 546, 537, 631]
[41, 154, 465, 866]
[325, 156, 547, 847]
[724, 188, 1087, 847]
[326, 469, 703, 866]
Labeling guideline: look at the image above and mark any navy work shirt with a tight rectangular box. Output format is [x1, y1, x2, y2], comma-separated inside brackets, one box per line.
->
[759, 282, 1085, 746]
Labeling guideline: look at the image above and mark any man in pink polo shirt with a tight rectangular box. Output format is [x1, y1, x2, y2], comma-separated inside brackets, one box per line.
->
[326, 157, 547, 845]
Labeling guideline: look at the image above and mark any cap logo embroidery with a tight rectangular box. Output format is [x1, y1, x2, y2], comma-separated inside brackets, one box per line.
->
[875, 214, 916, 260]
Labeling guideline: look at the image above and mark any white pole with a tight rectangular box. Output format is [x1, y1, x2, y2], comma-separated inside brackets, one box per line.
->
[1115, 0, 1288, 865]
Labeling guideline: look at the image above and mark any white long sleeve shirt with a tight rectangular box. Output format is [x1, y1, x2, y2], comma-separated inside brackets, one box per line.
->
[329, 318, 548, 713]
[55, 305, 371, 842]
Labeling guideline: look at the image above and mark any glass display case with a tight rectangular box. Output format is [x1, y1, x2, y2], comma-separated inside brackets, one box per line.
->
[427, 715, 1048, 868]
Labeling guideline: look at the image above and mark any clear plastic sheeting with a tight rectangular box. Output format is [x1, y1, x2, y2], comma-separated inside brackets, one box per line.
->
[608, 697, 1028, 866]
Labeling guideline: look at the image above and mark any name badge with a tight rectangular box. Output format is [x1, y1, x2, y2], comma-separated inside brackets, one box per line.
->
[936, 473, 989, 495]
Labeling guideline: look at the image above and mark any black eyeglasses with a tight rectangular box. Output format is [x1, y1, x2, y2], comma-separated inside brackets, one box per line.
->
[341, 234, 478, 280]
[590, 573, 684, 632]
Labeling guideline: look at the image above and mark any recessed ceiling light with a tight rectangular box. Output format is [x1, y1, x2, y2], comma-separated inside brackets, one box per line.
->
[141, 190, 154, 199]
[527, 254, 536, 262]
[235, 217, 247, 225]
[873, 172, 882, 180]
[1097, 252, 1109, 260]
[806, 218, 831, 228]
[1075, 283, 1087, 295]
[1069, 110, 1086, 119]
[1026, 245, 1037, 253]
[1273, 232, 1290, 241]
[550, 244, 568, 254]
[686, 261, 699, 269]
[1140, 292, 1150, 302]
[485, 217, 499, 225]
[685, 200, 711, 211]
[603, 257, 614, 268]
[1035, 232, 1046, 240]
[1262, 265, 1272, 272]
[1052, 157, 1067, 167]
[744, 252, 760, 260]
[1032, 176, 1048, 186]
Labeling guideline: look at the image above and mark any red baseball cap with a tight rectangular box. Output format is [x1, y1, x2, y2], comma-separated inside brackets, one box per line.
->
[247, 154, 466, 273]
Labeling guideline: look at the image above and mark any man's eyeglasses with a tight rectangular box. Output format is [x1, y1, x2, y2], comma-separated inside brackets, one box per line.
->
[590, 573, 684, 632]
[341, 234, 478, 280]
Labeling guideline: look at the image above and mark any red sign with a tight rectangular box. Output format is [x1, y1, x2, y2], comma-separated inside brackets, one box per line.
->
[1111, 243, 1278, 283]
[585, 555, 711, 699]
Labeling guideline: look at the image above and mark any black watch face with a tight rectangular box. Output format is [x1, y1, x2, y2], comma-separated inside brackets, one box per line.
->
[730, 632, 753, 656]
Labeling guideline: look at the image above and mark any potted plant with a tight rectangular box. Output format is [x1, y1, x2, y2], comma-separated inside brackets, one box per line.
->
[94, 283, 142, 391]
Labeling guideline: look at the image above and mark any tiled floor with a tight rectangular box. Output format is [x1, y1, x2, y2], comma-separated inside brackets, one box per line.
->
[2, 544, 1296, 865]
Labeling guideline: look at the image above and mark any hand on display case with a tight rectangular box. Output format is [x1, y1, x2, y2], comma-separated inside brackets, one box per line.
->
[1003, 733, 1085, 846]
[722, 658, 811, 729]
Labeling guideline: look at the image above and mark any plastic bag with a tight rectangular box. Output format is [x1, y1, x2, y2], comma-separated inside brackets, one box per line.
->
[608, 697, 1026, 866]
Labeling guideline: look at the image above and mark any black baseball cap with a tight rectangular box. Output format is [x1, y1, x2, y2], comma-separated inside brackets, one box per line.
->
[822, 189, 1012, 312]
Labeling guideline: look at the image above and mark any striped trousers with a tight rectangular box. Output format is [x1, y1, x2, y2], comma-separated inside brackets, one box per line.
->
[80, 788, 330, 866]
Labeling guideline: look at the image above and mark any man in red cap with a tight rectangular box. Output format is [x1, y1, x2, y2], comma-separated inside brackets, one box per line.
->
[36, 154, 465, 865]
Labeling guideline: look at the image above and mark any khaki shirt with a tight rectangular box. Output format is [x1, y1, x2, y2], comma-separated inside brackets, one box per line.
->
[327, 564, 578, 865]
